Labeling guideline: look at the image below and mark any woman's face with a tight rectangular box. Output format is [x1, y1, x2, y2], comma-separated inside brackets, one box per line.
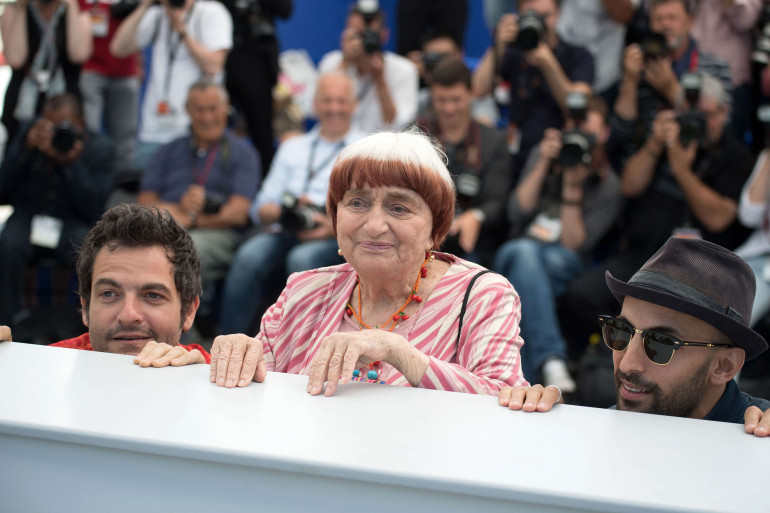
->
[337, 184, 433, 276]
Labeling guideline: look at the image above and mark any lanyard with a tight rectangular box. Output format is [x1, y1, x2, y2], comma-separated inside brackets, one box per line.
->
[689, 48, 699, 73]
[193, 143, 220, 186]
[304, 137, 345, 194]
[163, 6, 194, 100]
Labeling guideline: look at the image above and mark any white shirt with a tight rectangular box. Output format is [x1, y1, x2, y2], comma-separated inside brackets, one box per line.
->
[250, 126, 367, 225]
[736, 149, 770, 260]
[557, 0, 641, 93]
[136, 0, 232, 144]
[316, 50, 418, 132]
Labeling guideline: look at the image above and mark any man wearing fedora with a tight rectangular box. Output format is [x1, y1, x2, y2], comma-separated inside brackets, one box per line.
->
[499, 236, 770, 437]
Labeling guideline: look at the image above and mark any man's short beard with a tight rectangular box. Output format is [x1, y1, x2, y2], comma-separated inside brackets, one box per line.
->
[615, 356, 712, 418]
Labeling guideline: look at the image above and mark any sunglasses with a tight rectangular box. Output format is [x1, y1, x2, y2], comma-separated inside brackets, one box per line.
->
[597, 315, 733, 365]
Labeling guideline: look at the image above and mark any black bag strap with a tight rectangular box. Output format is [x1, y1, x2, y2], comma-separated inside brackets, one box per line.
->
[456, 269, 494, 350]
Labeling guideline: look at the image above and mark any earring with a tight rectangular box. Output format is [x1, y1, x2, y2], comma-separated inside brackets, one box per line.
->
[337, 248, 343, 256]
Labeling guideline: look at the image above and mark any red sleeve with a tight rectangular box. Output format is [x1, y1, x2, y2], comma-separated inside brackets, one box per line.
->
[181, 343, 211, 364]
[50, 333, 92, 350]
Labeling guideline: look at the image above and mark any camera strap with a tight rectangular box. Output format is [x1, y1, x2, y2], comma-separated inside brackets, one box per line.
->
[162, 5, 195, 101]
[356, 77, 373, 102]
[190, 136, 231, 191]
[304, 136, 344, 194]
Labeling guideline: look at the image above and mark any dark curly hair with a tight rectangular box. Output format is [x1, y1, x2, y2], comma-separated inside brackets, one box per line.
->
[77, 204, 202, 318]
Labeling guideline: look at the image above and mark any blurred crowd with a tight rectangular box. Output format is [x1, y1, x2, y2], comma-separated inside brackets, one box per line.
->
[3, 0, 770, 403]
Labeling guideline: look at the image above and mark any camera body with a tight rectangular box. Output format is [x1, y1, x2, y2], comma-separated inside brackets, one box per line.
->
[203, 191, 227, 214]
[278, 194, 323, 233]
[640, 31, 668, 60]
[422, 52, 447, 74]
[51, 121, 82, 154]
[360, 28, 381, 55]
[558, 93, 595, 167]
[110, 0, 185, 20]
[675, 73, 707, 147]
[515, 10, 546, 51]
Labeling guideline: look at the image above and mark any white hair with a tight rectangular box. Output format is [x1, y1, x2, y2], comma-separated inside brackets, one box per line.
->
[335, 126, 455, 189]
[699, 74, 729, 109]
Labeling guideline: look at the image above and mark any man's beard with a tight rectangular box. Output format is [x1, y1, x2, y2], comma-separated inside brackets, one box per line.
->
[615, 357, 712, 418]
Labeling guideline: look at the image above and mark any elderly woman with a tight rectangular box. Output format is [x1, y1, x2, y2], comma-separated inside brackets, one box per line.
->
[210, 130, 537, 397]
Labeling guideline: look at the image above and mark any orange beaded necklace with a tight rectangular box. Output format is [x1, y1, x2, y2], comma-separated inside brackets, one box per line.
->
[345, 251, 433, 332]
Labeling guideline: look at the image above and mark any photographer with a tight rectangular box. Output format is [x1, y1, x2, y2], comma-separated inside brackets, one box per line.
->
[137, 81, 261, 290]
[220, 72, 365, 335]
[493, 94, 621, 391]
[0, 93, 115, 327]
[560, 73, 752, 358]
[612, 0, 732, 152]
[316, 0, 418, 131]
[473, 0, 594, 173]
[417, 58, 510, 265]
[109, 0, 232, 170]
[222, 0, 292, 175]
[0, 0, 92, 143]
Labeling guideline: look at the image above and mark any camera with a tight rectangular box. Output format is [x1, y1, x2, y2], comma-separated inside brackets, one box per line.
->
[515, 10, 545, 51]
[640, 31, 669, 60]
[423, 52, 447, 73]
[558, 93, 595, 168]
[51, 121, 82, 154]
[360, 28, 381, 55]
[278, 194, 323, 233]
[110, 0, 185, 19]
[675, 73, 706, 147]
[203, 191, 227, 214]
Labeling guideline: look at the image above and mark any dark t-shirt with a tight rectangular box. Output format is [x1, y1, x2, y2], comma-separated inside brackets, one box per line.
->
[624, 133, 752, 256]
[500, 39, 594, 164]
[141, 129, 262, 207]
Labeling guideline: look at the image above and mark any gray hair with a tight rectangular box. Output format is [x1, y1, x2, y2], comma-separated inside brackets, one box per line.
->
[699, 74, 729, 110]
[187, 78, 229, 104]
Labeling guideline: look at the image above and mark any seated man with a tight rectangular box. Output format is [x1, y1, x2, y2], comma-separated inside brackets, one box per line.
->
[417, 57, 510, 265]
[500, 237, 770, 437]
[51, 203, 211, 366]
[219, 71, 365, 335]
[493, 94, 622, 390]
[315, 1, 418, 131]
[0, 93, 115, 328]
[137, 80, 261, 292]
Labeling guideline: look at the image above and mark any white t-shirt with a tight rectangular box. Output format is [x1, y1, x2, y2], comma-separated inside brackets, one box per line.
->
[316, 50, 418, 132]
[136, 0, 232, 143]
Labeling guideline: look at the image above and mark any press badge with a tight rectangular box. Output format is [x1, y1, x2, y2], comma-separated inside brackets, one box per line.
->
[90, 8, 109, 38]
[30, 215, 63, 249]
[672, 227, 702, 240]
[506, 123, 521, 155]
[527, 213, 562, 242]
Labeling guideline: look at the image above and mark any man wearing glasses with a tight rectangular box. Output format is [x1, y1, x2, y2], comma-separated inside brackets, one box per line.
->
[501, 236, 770, 437]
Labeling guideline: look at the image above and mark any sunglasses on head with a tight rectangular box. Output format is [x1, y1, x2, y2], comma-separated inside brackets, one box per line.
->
[597, 315, 733, 365]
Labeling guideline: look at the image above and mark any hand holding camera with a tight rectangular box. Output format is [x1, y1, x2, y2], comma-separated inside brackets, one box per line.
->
[622, 44, 644, 82]
[644, 56, 677, 98]
[26, 118, 84, 164]
[180, 184, 206, 220]
[539, 128, 563, 162]
[495, 13, 519, 53]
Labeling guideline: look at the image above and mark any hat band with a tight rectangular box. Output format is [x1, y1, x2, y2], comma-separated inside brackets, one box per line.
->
[628, 270, 745, 324]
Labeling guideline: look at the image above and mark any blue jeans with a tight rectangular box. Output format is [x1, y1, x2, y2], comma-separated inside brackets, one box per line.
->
[493, 239, 583, 381]
[219, 233, 342, 334]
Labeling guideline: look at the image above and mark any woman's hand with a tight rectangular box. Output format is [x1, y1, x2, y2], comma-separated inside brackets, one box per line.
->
[306, 331, 428, 397]
[498, 384, 563, 412]
[209, 334, 267, 387]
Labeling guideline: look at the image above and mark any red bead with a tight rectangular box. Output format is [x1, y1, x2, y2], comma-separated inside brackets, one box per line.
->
[401, 314, 409, 320]
[412, 295, 422, 303]
[346, 307, 353, 316]
[420, 267, 428, 278]
[392, 314, 400, 321]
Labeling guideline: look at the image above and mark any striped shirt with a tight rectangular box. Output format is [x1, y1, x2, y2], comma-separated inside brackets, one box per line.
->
[257, 254, 528, 395]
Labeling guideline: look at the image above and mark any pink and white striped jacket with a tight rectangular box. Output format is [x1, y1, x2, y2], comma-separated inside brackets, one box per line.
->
[257, 254, 528, 395]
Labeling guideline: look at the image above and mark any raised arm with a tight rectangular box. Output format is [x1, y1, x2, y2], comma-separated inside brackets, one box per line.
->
[0, 0, 30, 69]
[62, 0, 92, 63]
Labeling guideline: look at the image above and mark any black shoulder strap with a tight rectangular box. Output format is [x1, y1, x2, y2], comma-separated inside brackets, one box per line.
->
[456, 269, 494, 351]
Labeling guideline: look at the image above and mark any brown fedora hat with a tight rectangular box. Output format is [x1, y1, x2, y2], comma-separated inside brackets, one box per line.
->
[605, 237, 768, 361]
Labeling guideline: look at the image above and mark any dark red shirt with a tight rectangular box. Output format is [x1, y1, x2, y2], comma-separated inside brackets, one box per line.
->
[78, 0, 138, 77]
[51, 333, 212, 363]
